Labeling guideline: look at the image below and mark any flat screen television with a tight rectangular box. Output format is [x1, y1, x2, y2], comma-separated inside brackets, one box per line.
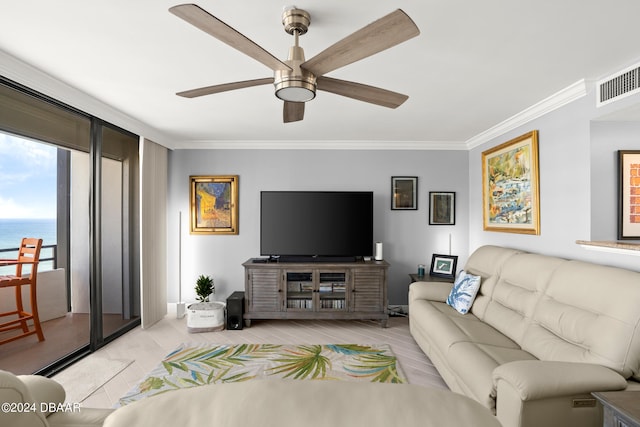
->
[260, 191, 373, 260]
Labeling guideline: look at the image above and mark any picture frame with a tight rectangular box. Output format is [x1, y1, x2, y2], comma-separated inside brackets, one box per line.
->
[391, 176, 418, 210]
[618, 150, 640, 239]
[190, 175, 239, 235]
[429, 254, 458, 280]
[482, 130, 540, 235]
[429, 191, 455, 225]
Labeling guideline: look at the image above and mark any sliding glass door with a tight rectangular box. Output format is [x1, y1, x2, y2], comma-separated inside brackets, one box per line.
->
[98, 124, 140, 345]
[0, 78, 140, 374]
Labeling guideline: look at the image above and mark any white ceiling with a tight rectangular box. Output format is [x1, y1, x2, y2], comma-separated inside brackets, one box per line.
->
[1, 0, 640, 149]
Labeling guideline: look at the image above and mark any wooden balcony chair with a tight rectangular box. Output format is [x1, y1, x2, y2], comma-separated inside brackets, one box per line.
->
[0, 238, 45, 345]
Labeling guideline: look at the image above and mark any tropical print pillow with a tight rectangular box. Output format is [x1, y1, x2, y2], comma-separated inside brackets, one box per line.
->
[446, 270, 481, 314]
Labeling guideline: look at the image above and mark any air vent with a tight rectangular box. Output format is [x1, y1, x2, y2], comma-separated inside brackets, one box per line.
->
[597, 63, 640, 107]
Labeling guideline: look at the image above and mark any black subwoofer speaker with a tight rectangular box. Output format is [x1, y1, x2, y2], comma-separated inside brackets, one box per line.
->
[226, 291, 244, 330]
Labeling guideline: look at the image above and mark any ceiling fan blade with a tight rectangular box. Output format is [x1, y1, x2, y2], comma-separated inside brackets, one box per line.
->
[283, 102, 305, 123]
[177, 77, 274, 98]
[317, 76, 408, 108]
[169, 4, 291, 72]
[301, 9, 419, 77]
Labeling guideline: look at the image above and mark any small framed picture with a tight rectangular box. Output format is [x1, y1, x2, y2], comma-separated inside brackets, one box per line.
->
[429, 192, 455, 225]
[429, 254, 458, 280]
[391, 176, 418, 210]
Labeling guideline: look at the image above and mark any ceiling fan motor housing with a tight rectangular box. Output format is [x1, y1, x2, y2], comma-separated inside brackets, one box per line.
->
[275, 9, 316, 102]
[274, 46, 316, 102]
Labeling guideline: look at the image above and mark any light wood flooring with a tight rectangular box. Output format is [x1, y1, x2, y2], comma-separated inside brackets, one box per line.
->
[55, 315, 447, 408]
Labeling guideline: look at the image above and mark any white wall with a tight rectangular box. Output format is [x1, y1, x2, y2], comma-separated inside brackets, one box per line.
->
[167, 149, 469, 305]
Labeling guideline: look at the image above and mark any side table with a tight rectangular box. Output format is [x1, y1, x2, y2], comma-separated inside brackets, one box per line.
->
[409, 273, 454, 284]
[593, 391, 640, 427]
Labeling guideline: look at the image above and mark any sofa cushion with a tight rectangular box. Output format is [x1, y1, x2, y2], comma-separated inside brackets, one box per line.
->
[523, 260, 640, 381]
[480, 253, 566, 344]
[463, 246, 523, 319]
[412, 299, 522, 352]
[446, 270, 481, 314]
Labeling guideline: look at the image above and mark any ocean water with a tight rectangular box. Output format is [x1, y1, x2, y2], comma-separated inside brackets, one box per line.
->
[0, 218, 57, 249]
[0, 218, 57, 273]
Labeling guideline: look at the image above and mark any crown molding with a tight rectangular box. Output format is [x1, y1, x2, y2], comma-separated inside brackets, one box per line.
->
[0, 49, 175, 148]
[174, 139, 468, 150]
[465, 79, 589, 150]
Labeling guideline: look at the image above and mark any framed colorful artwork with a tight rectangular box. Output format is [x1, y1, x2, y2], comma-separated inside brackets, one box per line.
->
[190, 175, 239, 235]
[391, 176, 418, 210]
[429, 191, 455, 225]
[618, 150, 640, 239]
[482, 130, 540, 235]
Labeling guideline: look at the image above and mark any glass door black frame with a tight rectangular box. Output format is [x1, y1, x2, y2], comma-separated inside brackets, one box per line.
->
[0, 77, 141, 376]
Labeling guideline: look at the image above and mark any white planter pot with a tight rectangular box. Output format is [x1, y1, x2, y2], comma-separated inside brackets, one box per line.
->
[186, 301, 226, 333]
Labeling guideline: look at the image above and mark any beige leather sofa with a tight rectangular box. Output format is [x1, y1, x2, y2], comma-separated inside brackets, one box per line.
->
[1, 370, 501, 427]
[0, 370, 112, 427]
[103, 380, 502, 427]
[409, 245, 640, 427]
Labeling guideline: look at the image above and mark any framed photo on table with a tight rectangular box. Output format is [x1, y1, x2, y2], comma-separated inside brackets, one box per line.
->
[618, 150, 640, 239]
[429, 254, 458, 280]
[190, 175, 239, 235]
[429, 192, 455, 225]
[391, 176, 418, 210]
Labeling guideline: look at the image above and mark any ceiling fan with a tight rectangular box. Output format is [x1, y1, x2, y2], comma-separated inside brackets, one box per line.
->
[169, 4, 420, 123]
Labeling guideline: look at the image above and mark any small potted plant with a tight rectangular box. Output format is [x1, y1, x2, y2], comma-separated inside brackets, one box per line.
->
[195, 274, 214, 302]
[187, 274, 225, 332]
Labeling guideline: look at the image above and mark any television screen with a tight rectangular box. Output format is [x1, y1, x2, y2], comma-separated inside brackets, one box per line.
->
[260, 191, 373, 258]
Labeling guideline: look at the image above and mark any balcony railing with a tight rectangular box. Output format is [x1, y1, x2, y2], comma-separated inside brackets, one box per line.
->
[0, 244, 57, 273]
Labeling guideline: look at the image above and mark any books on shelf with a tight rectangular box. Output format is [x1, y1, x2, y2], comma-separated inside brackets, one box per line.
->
[287, 282, 314, 293]
[287, 299, 314, 309]
[321, 299, 346, 309]
[287, 297, 346, 310]
[287, 282, 346, 293]
[286, 276, 347, 310]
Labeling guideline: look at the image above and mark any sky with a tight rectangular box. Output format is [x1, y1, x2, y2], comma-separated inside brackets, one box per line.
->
[0, 132, 57, 219]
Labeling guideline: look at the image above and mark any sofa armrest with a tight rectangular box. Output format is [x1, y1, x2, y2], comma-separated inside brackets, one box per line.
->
[409, 281, 453, 303]
[492, 360, 628, 401]
[0, 370, 50, 427]
[18, 375, 66, 416]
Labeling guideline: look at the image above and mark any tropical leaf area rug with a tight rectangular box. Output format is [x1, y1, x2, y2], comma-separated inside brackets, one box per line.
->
[118, 343, 406, 406]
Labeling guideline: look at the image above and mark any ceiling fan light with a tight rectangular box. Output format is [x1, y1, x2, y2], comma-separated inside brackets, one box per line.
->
[275, 85, 316, 102]
[274, 70, 316, 102]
